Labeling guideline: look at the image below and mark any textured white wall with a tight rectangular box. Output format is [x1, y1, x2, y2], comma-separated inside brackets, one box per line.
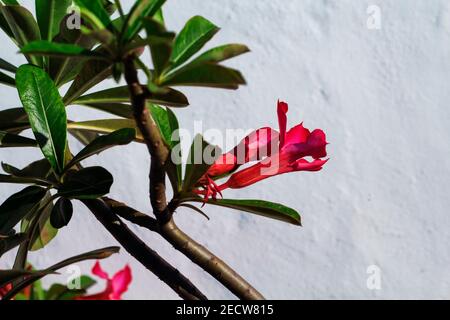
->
[1, 0, 450, 299]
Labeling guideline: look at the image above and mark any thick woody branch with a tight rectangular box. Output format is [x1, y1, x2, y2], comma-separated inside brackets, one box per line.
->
[83, 198, 207, 300]
[104, 198, 265, 300]
[123, 57, 170, 221]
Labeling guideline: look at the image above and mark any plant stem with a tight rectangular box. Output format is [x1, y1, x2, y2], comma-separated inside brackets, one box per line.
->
[123, 57, 170, 221]
[104, 197, 265, 300]
[82, 198, 207, 300]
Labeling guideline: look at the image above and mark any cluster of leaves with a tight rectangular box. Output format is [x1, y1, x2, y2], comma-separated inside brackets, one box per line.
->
[12, 272, 96, 301]
[0, 0, 301, 298]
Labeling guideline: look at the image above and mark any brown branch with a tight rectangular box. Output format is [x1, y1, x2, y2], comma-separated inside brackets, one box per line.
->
[82, 198, 207, 300]
[123, 57, 170, 222]
[104, 197, 265, 300]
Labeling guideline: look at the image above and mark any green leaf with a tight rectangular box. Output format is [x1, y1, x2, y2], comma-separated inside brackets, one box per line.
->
[162, 64, 246, 89]
[67, 119, 143, 142]
[45, 275, 96, 300]
[16, 65, 67, 174]
[169, 16, 219, 70]
[143, 18, 173, 76]
[74, 0, 111, 29]
[19, 191, 58, 251]
[50, 197, 73, 229]
[21, 40, 108, 59]
[0, 174, 51, 186]
[0, 131, 36, 148]
[69, 128, 99, 146]
[0, 108, 29, 137]
[66, 128, 135, 169]
[74, 85, 189, 107]
[36, 0, 72, 41]
[195, 198, 302, 226]
[63, 59, 112, 105]
[0, 233, 26, 258]
[0, 57, 17, 73]
[0, 269, 52, 290]
[149, 105, 182, 191]
[148, 105, 178, 149]
[0, 186, 47, 235]
[2, 159, 55, 185]
[123, 0, 166, 41]
[0, 108, 28, 124]
[0, 5, 42, 66]
[75, 103, 134, 119]
[187, 44, 249, 66]
[182, 134, 220, 192]
[2, 246, 119, 300]
[0, 70, 15, 87]
[50, 14, 100, 86]
[0, 0, 19, 5]
[58, 167, 113, 199]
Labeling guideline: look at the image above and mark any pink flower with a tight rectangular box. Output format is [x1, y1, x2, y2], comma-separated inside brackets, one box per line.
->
[77, 261, 132, 300]
[196, 100, 328, 199]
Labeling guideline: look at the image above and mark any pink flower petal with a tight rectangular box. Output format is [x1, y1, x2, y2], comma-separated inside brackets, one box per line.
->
[277, 100, 289, 148]
[92, 261, 109, 280]
[111, 265, 132, 300]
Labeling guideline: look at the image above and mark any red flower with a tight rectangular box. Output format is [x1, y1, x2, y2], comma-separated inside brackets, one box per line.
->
[0, 283, 12, 299]
[77, 261, 132, 300]
[196, 100, 328, 199]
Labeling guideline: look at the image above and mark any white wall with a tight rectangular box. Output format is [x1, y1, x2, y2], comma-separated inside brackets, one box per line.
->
[1, 0, 450, 299]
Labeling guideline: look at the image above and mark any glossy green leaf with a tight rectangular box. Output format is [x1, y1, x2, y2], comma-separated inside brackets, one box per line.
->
[67, 119, 143, 142]
[0, 233, 26, 258]
[75, 103, 134, 119]
[169, 16, 219, 70]
[58, 167, 113, 199]
[16, 65, 67, 174]
[0, 5, 42, 66]
[123, 0, 166, 41]
[0, 57, 16, 73]
[0, 186, 47, 235]
[148, 105, 177, 149]
[63, 59, 112, 105]
[162, 64, 246, 89]
[182, 134, 220, 192]
[196, 198, 301, 225]
[50, 197, 73, 229]
[21, 40, 107, 59]
[36, 0, 72, 41]
[0, 131, 36, 147]
[149, 105, 182, 191]
[2, 246, 119, 300]
[66, 128, 135, 169]
[187, 44, 249, 66]
[29, 193, 58, 251]
[2, 159, 55, 185]
[74, 85, 189, 107]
